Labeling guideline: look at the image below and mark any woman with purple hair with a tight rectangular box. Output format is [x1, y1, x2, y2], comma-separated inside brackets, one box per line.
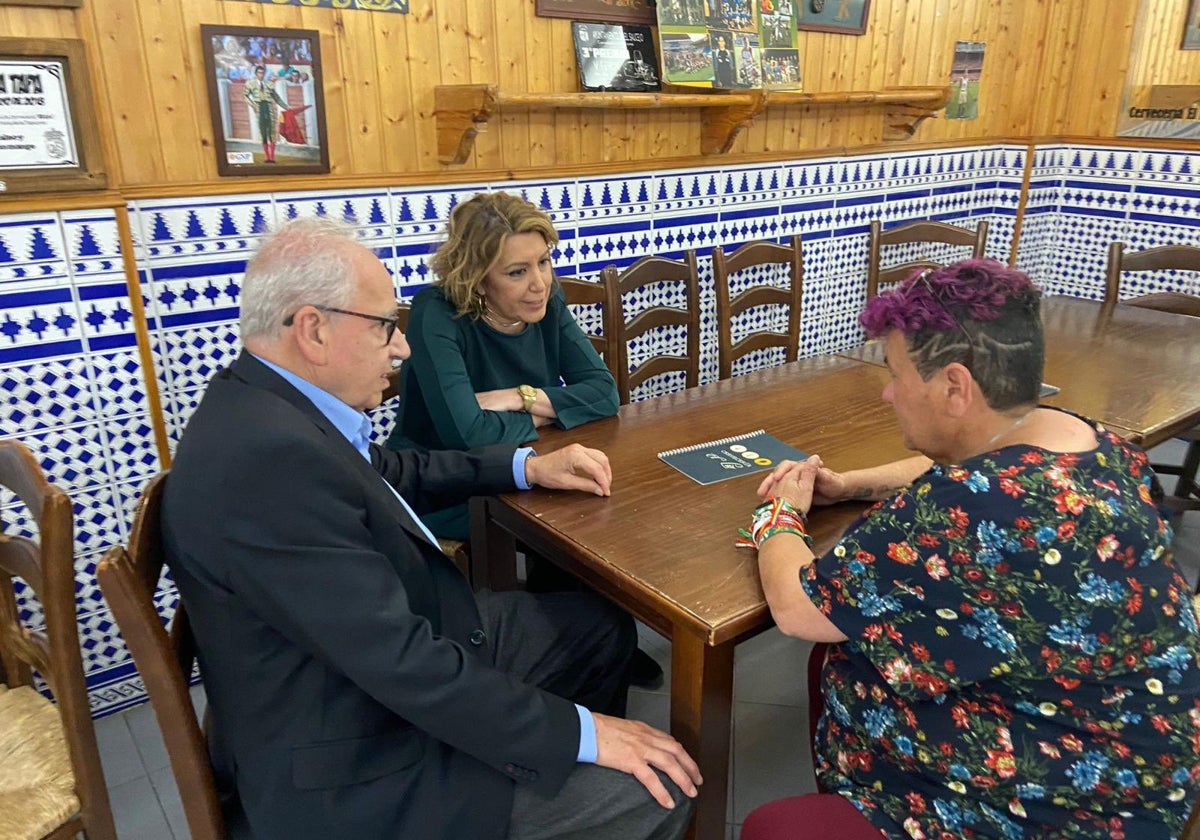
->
[740, 259, 1200, 838]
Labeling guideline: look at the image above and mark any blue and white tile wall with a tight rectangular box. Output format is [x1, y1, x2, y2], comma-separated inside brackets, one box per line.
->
[1, 141, 1196, 716]
[1019, 145, 1200, 298]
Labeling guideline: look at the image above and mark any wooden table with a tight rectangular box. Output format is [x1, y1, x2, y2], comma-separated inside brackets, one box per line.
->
[838, 295, 1200, 448]
[470, 355, 912, 840]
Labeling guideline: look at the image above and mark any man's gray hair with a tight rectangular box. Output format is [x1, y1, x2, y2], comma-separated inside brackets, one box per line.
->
[239, 216, 360, 340]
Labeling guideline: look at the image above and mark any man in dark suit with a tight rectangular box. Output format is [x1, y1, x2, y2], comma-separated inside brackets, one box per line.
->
[162, 217, 700, 839]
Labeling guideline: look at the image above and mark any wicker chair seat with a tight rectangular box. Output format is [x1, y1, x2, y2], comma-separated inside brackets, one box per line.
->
[0, 684, 81, 840]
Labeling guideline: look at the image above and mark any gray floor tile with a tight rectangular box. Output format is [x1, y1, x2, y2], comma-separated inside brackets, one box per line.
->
[126, 701, 171, 773]
[94, 711, 147, 789]
[635, 622, 672, 696]
[107, 774, 174, 840]
[733, 627, 811, 706]
[190, 682, 207, 720]
[626, 687, 670, 732]
[732, 700, 815, 823]
[151, 764, 190, 840]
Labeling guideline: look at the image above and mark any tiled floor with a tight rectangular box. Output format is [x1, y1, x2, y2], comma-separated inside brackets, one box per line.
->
[94, 440, 1199, 840]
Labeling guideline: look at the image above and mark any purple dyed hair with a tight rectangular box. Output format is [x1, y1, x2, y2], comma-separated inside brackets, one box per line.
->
[860, 258, 1039, 339]
[860, 258, 1045, 410]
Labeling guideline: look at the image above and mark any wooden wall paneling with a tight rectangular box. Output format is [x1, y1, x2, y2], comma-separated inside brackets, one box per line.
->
[490, 0, 523, 169]
[176, 0, 224, 183]
[219, 0, 262, 24]
[991, 0, 1036, 137]
[1062, 0, 1135, 135]
[1029, 0, 1072, 135]
[402, 0, 439, 171]
[136, 0, 207, 183]
[436, 0, 487, 166]
[294, 7, 348, 174]
[1085, 0, 1138, 136]
[89, 0, 165, 185]
[845, 24, 877, 145]
[548, 21, 582, 166]
[335, 8, 387, 173]
[372, 9, 416, 175]
[0, 3, 74, 35]
[521, 13, 560, 165]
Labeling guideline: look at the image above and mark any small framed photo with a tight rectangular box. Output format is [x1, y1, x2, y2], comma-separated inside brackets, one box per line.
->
[0, 36, 107, 194]
[797, 0, 871, 36]
[1185, 0, 1200, 50]
[200, 24, 329, 177]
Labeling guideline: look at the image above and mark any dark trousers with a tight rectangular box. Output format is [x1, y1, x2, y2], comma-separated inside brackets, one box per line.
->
[480, 589, 692, 840]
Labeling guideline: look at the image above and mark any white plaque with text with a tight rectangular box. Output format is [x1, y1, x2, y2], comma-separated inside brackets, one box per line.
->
[0, 59, 79, 170]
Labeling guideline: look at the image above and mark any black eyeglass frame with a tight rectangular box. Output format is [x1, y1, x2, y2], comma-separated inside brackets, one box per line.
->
[283, 304, 403, 344]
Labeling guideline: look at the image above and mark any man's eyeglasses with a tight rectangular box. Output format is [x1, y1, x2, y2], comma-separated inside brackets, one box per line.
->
[283, 304, 404, 344]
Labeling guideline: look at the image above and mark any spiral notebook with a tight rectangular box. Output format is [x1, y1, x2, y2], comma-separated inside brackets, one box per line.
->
[657, 429, 807, 486]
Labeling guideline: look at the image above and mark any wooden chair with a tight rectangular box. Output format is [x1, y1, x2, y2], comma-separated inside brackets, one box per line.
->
[711, 235, 803, 381]
[600, 252, 701, 404]
[1104, 243, 1200, 515]
[380, 302, 412, 403]
[0, 440, 118, 840]
[95, 472, 225, 840]
[1103, 242, 1200, 316]
[558, 275, 621, 386]
[867, 219, 989, 299]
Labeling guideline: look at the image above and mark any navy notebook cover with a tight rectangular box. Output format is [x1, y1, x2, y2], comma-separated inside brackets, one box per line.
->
[657, 429, 807, 486]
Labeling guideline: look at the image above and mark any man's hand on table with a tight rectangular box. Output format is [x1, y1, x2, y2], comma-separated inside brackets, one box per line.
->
[593, 713, 702, 809]
[524, 444, 612, 496]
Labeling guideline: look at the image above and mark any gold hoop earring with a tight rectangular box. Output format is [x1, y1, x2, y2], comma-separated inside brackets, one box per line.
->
[472, 292, 486, 319]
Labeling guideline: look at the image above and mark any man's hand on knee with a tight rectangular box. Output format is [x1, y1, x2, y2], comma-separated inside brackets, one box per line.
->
[592, 714, 702, 809]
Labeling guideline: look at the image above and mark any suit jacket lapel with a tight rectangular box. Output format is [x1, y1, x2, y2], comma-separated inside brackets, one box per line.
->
[230, 352, 441, 551]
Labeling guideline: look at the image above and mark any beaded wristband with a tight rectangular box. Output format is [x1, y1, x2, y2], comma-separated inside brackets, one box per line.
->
[735, 496, 813, 549]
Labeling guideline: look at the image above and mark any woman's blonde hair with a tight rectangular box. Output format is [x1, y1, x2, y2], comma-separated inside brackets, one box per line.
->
[430, 192, 559, 317]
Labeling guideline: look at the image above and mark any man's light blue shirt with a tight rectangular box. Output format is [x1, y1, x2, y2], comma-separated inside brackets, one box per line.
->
[252, 354, 597, 763]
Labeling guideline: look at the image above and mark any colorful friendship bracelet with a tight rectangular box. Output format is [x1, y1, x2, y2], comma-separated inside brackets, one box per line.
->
[735, 496, 813, 550]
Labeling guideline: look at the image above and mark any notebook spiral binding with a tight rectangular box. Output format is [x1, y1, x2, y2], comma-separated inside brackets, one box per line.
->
[657, 429, 767, 459]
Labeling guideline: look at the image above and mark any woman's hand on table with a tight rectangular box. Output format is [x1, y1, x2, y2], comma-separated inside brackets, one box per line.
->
[755, 455, 822, 515]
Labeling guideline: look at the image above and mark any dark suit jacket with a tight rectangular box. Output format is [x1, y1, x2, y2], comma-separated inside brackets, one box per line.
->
[162, 352, 579, 839]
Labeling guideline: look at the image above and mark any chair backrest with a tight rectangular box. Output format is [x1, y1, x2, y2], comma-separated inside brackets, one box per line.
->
[711, 235, 803, 381]
[96, 472, 225, 840]
[558, 275, 621, 385]
[866, 219, 989, 299]
[0, 439, 118, 840]
[600, 252, 701, 404]
[381, 302, 412, 403]
[1103, 242, 1200, 315]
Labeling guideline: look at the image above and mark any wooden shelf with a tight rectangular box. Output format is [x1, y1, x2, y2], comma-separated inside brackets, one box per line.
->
[434, 84, 950, 165]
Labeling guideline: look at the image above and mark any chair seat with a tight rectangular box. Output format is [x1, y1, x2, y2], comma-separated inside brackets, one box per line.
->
[0, 685, 80, 840]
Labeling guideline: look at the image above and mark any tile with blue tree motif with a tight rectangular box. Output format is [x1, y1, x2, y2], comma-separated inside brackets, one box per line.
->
[577, 175, 654, 223]
[61, 211, 123, 280]
[135, 196, 275, 260]
[391, 184, 490, 239]
[0, 214, 69, 291]
[275, 189, 392, 243]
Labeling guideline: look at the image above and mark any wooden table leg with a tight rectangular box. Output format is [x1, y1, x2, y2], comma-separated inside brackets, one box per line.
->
[468, 496, 518, 592]
[670, 628, 735, 840]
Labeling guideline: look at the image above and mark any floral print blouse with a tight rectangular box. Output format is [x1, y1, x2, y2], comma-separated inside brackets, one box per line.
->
[802, 418, 1200, 839]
